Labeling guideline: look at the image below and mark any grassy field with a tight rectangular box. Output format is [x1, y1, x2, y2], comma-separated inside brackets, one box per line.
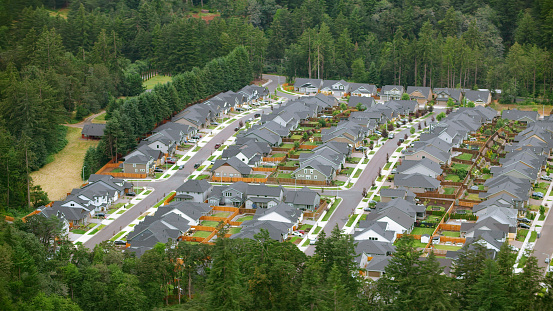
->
[143, 75, 173, 90]
[490, 102, 551, 117]
[192, 231, 212, 238]
[30, 126, 99, 201]
[236, 215, 253, 222]
[201, 220, 220, 227]
[456, 153, 473, 161]
[92, 112, 107, 124]
[442, 231, 461, 237]
[411, 227, 435, 235]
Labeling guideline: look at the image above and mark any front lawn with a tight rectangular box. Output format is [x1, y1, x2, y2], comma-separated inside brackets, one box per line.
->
[313, 226, 323, 234]
[517, 229, 529, 242]
[110, 231, 127, 241]
[345, 214, 358, 227]
[442, 231, 461, 237]
[347, 157, 362, 163]
[383, 162, 392, 170]
[340, 167, 354, 175]
[88, 224, 106, 235]
[71, 229, 87, 234]
[411, 227, 435, 235]
[153, 192, 176, 208]
[196, 174, 210, 180]
[353, 169, 362, 178]
[322, 198, 342, 221]
[299, 224, 313, 231]
[529, 230, 537, 242]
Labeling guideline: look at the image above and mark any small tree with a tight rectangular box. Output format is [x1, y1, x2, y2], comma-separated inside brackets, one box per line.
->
[401, 93, 410, 100]
[239, 120, 244, 128]
[418, 123, 422, 130]
[356, 102, 366, 111]
[404, 134, 408, 140]
[467, 101, 475, 107]
[382, 128, 388, 138]
[340, 103, 347, 110]
[410, 127, 415, 134]
[428, 104, 434, 112]
[447, 97, 455, 107]
[436, 112, 446, 121]
[294, 141, 300, 149]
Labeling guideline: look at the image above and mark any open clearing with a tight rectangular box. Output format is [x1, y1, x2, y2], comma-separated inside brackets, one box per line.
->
[92, 112, 107, 124]
[30, 126, 99, 201]
[143, 75, 173, 90]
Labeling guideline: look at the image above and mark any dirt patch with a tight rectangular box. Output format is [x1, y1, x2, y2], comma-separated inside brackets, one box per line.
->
[491, 102, 551, 116]
[252, 79, 268, 86]
[30, 127, 99, 201]
[191, 12, 220, 23]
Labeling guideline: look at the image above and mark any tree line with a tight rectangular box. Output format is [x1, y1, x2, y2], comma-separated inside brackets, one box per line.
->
[1, 218, 553, 311]
[82, 45, 253, 180]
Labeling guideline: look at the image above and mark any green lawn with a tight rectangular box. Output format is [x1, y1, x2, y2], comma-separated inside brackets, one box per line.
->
[193, 146, 201, 152]
[534, 182, 549, 194]
[444, 174, 461, 182]
[383, 162, 392, 170]
[213, 211, 230, 218]
[88, 224, 106, 235]
[426, 215, 442, 223]
[282, 160, 299, 166]
[196, 174, 210, 180]
[183, 155, 191, 161]
[192, 231, 212, 238]
[229, 227, 242, 234]
[237, 215, 253, 222]
[517, 229, 529, 242]
[272, 153, 286, 157]
[452, 163, 470, 170]
[322, 198, 342, 221]
[153, 192, 176, 208]
[482, 174, 492, 180]
[345, 214, 358, 227]
[143, 75, 172, 89]
[363, 158, 369, 164]
[201, 220, 220, 227]
[529, 230, 538, 242]
[71, 229, 87, 234]
[301, 239, 311, 247]
[281, 144, 294, 149]
[444, 187, 456, 195]
[313, 226, 323, 234]
[277, 173, 293, 178]
[426, 205, 445, 211]
[456, 153, 473, 161]
[353, 169, 362, 178]
[411, 227, 435, 235]
[433, 244, 462, 251]
[299, 224, 313, 231]
[291, 135, 303, 139]
[518, 255, 528, 268]
[348, 157, 362, 163]
[340, 167, 354, 175]
[465, 193, 481, 201]
[110, 231, 127, 241]
[360, 214, 367, 221]
[442, 231, 461, 237]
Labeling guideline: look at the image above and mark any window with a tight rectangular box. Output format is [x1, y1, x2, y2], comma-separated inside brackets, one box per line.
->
[340, 85, 343, 90]
[135, 169, 138, 173]
[140, 169, 145, 172]
[314, 175, 318, 179]
[229, 173, 233, 177]
[225, 192, 231, 197]
[310, 169, 314, 174]
[224, 173, 227, 176]
[157, 145, 159, 148]
[133, 164, 136, 168]
[306, 175, 311, 180]
[421, 156, 426, 159]
[215, 172, 220, 177]
[369, 237, 378, 241]
[304, 169, 308, 174]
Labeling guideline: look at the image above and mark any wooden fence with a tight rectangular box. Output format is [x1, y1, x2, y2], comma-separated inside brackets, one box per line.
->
[451, 158, 473, 165]
[191, 225, 217, 231]
[288, 154, 300, 159]
[458, 199, 481, 207]
[272, 147, 293, 152]
[211, 176, 268, 183]
[263, 157, 285, 162]
[303, 200, 328, 220]
[162, 192, 176, 206]
[278, 166, 297, 171]
[239, 208, 257, 214]
[441, 181, 463, 186]
[439, 236, 466, 244]
[252, 167, 277, 172]
[438, 223, 461, 231]
[228, 221, 242, 226]
[96, 161, 147, 178]
[452, 147, 479, 155]
[200, 216, 226, 222]
[415, 192, 456, 199]
[266, 177, 326, 185]
[212, 206, 239, 213]
[299, 144, 318, 150]
[467, 189, 486, 194]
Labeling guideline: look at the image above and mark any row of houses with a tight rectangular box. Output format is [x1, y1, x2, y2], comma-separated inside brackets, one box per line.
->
[467, 113, 551, 251]
[121, 85, 269, 175]
[292, 78, 492, 106]
[40, 175, 133, 233]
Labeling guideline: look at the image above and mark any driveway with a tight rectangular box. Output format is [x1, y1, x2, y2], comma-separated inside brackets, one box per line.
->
[64, 110, 105, 129]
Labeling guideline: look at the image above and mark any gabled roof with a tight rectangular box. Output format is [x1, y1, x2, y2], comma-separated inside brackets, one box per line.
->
[252, 202, 301, 223]
[393, 174, 441, 189]
[348, 96, 375, 109]
[176, 180, 212, 193]
[293, 160, 335, 178]
[246, 184, 283, 197]
[293, 78, 323, 89]
[396, 158, 443, 176]
[406, 86, 432, 98]
[284, 187, 320, 205]
[82, 123, 106, 137]
[373, 198, 425, 219]
[349, 83, 377, 95]
[433, 88, 462, 102]
[501, 109, 539, 122]
[355, 221, 395, 242]
[381, 85, 404, 93]
[124, 154, 152, 164]
[463, 89, 490, 103]
[380, 188, 416, 202]
[211, 157, 252, 175]
[365, 206, 414, 230]
[355, 240, 396, 257]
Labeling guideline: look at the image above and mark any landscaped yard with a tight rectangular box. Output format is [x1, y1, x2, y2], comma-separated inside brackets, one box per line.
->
[345, 215, 358, 227]
[534, 182, 549, 194]
[110, 231, 127, 241]
[465, 193, 481, 201]
[299, 224, 313, 231]
[517, 229, 529, 242]
[426, 205, 445, 212]
[201, 220, 220, 227]
[213, 211, 231, 218]
[452, 163, 470, 171]
[434, 244, 462, 251]
[442, 231, 461, 237]
[313, 226, 323, 234]
[281, 144, 294, 149]
[196, 174, 210, 180]
[71, 229, 87, 234]
[383, 162, 392, 170]
[282, 160, 299, 166]
[482, 174, 492, 179]
[455, 153, 473, 161]
[192, 231, 212, 238]
[277, 173, 293, 178]
[444, 174, 461, 182]
[411, 227, 435, 235]
[444, 187, 456, 195]
[426, 215, 442, 223]
[236, 215, 253, 222]
[88, 224, 106, 235]
[340, 167, 355, 175]
[353, 169, 362, 178]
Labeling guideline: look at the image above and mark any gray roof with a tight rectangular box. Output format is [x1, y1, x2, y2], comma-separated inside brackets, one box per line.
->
[284, 187, 319, 205]
[381, 85, 404, 93]
[379, 188, 416, 202]
[246, 184, 283, 197]
[231, 220, 290, 241]
[373, 198, 425, 219]
[355, 240, 396, 257]
[362, 255, 392, 271]
[433, 88, 462, 102]
[293, 78, 322, 89]
[501, 109, 539, 122]
[211, 157, 252, 175]
[393, 173, 441, 190]
[463, 89, 490, 103]
[82, 123, 106, 137]
[355, 221, 396, 242]
[349, 83, 377, 95]
[176, 179, 212, 193]
[365, 206, 414, 230]
[396, 158, 443, 175]
[406, 86, 432, 99]
[294, 160, 335, 178]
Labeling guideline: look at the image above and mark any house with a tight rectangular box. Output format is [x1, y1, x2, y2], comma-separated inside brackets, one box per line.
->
[313, 142, 352, 158]
[293, 161, 335, 182]
[373, 198, 426, 220]
[233, 203, 302, 241]
[403, 145, 451, 165]
[82, 123, 106, 140]
[175, 180, 213, 203]
[211, 157, 253, 178]
[393, 173, 441, 193]
[320, 80, 350, 97]
[321, 121, 364, 146]
[380, 85, 404, 101]
[396, 158, 443, 178]
[380, 188, 416, 203]
[123, 154, 155, 175]
[433, 88, 463, 105]
[293, 78, 323, 94]
[501, 110, 539, 124]
[208, 182, 249, 207]
[348, 96, 375, 110]
[143, 131, 177, 156]
[349, 83, 377, 97]
[386, 100, 419, 115]
[153, 122, 197, 143]
[474, 206, 518, 240]
[359, 255, 392, 278]
[406, 86, 433, 106]
[40, 201, 93, 228]
[245, 184, 284, 209]
[284, 187, 321, 211]
[364, 206, 415, 237]
[241, 128, 282, 146]
[126, 201, 211, 257]
[464, 90, 491, 106]
[355, 221, 396, 243]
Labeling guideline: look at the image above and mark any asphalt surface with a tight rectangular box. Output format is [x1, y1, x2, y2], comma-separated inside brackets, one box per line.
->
[531, 206, 553, 272]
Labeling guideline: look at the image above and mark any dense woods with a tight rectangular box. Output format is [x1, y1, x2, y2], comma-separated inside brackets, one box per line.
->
[1, 218, 553, 311]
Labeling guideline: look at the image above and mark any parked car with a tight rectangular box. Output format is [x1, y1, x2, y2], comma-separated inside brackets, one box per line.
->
[542, 175, 552, 181]
[96, 213, 106, 218]
[374, 130, 382, 135]
[254, 113, 261, 118]
[167, 159, 176, 164]
[212, 121, 219, 125]
[399, 138, 405, 143]
[188, 139, 197, 143]
[518, 223, 531, 229]
[214, 143, 221, 149]
[546, 257, 550, 264]
[388, 133, 395, 139]
[114, 240, 126, 246]
[127, 191, 136, 197]
[191, 135, 201, 140]
[364, 207, 372, 211]
[193, 162, 201, 169]
[391, 169, 397, 174]
[518, 217, 531, 223]
[310, 238, 317, 245]
[355, 146, 366, 151]
[292, 231, 303, 237]
[532, 191, 544, 198]
[179, 165, 185, 170]
[154, 167, 163, 173]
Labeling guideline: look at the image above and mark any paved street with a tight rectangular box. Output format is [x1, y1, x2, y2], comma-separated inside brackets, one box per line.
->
[529, 199, 553, 272]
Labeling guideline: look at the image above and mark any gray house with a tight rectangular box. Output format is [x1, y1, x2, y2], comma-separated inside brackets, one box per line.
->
[175, 180, 213, 203]
[284, 187, 321, 211]
[293, 78, 323, 94]
[380, 85, 404, 101]
[245, 184, 284, 209]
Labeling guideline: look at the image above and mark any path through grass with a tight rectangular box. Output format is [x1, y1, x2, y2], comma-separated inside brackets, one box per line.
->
[30, 126, 99, 201]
